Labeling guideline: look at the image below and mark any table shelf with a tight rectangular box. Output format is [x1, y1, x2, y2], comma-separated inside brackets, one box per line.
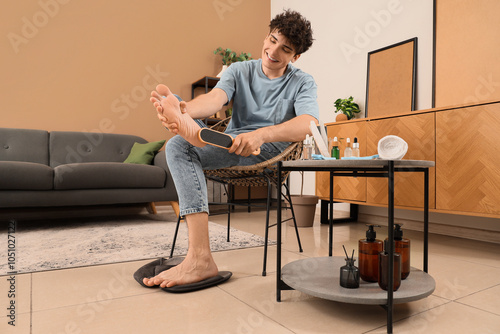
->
[282, 257, 435, 305]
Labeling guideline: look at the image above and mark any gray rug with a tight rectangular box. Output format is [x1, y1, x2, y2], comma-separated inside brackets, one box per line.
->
[0, 213, 271, 275]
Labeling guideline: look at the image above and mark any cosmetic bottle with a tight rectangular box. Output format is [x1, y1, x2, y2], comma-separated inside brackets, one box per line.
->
[331, 137, 340, 159]
[378, 239, 401, 291]
[352, 137, 360, 157]
[303, 135, 313, 160]
[358, 224, 383, 282]
[344, 138, 352, 158]
[387, 224, 411, 279]
[339, 257, 360, 289]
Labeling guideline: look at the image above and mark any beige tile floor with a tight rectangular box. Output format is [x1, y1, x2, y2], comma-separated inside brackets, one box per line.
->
[1, 207, 500, 334]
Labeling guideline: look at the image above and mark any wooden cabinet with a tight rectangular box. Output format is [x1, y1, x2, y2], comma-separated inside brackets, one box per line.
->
[436, 103, 500, 216]
[366, 113, 436, 208]
[316, 100, 500, 218]
[315, 120, 367, 202]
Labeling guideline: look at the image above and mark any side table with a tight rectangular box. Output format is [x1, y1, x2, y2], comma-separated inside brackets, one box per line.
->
[276, 159, 435, 334]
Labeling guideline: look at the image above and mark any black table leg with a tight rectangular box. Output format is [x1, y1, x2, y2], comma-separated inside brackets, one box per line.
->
[387, 161, 395, 334]
[329, 171, 334, 256]
[424, 168, 429, 273]
[276, 162, 282, 302]
[321, 201, 359, 224]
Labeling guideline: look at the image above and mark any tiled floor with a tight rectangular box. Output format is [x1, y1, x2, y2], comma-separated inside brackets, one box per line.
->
[1, 206, 500, 334]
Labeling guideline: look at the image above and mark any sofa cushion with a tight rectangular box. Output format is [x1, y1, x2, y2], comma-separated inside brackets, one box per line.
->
[49, 131, 148, 167]
[53, 162, 166, 190]
[0, 128, 49, 164]
[0, 161, 53, 190]
[124, 140, 166, 164]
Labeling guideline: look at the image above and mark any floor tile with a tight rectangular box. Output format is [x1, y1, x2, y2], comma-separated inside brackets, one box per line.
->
[430, 236, 500, 268]
[9, 206, 500, 334]
[0, 313, 31, 334]
[211, 246, 306, 277]
[0, 273, 31, 315]
[457, 284, 500, 316]
[427, 255, 500, 300]
[366, 301, 500, 334]
[31, 260, 156, 312]
[31, 286, 294, 334]
[220, 273, 448, 334]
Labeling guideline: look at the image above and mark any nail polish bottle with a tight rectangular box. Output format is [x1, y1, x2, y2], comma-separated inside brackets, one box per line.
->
[390, 224, 411, 279]
[378, 239, 401, 291]
[344, 138, 352, 158]
[331, 137, 340, 159]
[352, 137, 360, 157]
[358, 224, 383, 282]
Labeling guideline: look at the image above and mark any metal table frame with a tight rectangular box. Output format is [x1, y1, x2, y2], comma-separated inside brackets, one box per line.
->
[276, 159, 434, 334]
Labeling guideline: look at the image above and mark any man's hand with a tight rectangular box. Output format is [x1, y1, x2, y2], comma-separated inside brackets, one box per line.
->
[229, 131, 264, 157]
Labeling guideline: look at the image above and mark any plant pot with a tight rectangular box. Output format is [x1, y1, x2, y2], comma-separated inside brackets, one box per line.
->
[217, 65, 228, 78]
[336, 113, 348, 122]
[288, 195, 319, 227]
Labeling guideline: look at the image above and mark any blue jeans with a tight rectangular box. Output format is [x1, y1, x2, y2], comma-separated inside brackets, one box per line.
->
[165, 119, 284, 217]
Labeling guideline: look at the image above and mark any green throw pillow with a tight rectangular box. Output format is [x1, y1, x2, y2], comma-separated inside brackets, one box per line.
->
[124, 140, 166, 164]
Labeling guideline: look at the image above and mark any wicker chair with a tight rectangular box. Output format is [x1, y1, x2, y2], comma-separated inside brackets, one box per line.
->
[169, 118, 305, 276]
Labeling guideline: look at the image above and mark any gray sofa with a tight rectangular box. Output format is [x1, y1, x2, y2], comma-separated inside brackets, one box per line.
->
[0, 127, 177, 211]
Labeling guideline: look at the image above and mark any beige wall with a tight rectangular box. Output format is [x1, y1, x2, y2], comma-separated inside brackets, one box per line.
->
[272, 0, 434, 197]
[271, 1, 500, 234]
[1, 0, 270, 142]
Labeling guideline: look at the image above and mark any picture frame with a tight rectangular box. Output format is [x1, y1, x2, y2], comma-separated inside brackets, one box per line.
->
[365, 38, 418, 118]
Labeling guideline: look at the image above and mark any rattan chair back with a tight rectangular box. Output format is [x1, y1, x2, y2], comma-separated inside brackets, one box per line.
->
[203, 117, 303, 187]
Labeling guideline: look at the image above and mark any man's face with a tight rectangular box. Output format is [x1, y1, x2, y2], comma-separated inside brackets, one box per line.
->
[261, 30, 300, 74]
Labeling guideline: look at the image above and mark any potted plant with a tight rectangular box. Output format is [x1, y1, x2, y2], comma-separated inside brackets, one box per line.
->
[213, 47, 252, 77]
[289, 171, 318, 227]
[334, 96, 361, 121]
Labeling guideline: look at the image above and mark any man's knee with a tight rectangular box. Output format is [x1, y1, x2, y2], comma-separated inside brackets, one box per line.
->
[165, 135, 187, 154]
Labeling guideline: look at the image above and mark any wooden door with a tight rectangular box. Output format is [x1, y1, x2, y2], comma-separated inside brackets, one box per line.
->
[436, 102, 500, 216]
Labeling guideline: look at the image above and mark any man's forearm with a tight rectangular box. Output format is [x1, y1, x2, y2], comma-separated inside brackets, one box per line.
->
[185, 88, 228, 119]
[256, 114, 318, 143]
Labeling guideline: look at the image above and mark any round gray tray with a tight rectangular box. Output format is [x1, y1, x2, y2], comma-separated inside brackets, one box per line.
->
[282, 257, 435, 305]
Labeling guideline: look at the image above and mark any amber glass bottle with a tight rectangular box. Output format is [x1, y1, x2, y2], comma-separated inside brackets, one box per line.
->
[378, 240, 401, 291]
[386, 224, 411, 279]
[358, 225, 383, 282]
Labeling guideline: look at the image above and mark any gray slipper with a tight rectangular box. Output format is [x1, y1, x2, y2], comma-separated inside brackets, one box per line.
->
[133, 257, 184, 288]
[161, 271, 232, 293]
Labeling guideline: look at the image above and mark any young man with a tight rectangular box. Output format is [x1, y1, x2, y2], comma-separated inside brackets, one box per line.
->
[143, 10, 318, 289]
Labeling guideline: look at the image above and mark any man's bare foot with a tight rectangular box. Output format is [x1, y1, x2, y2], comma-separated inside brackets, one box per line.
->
[151, 84, 206, 147]
[143, 254, 219, 288]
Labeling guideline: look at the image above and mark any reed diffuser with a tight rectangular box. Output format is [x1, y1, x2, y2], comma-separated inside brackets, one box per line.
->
[339, 245, 360, 289]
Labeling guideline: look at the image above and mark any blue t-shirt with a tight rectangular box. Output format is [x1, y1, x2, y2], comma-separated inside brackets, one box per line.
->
[214, 59, 319, 136]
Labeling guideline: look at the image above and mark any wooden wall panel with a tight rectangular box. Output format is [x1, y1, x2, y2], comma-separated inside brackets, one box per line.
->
[435, 0, 500, 108]
[366, 113, 436, 208]
[436, 103, 500, 215]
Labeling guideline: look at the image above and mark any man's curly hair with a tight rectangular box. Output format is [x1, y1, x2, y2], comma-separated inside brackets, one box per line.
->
[269, 9, 314, 55]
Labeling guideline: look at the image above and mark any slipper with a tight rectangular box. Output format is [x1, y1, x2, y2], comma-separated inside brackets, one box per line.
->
[133, 257, 184, 288]
[161, 271, 233, 293]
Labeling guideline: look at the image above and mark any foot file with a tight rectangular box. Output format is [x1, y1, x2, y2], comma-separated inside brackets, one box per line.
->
[198, 128, 260, 155]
